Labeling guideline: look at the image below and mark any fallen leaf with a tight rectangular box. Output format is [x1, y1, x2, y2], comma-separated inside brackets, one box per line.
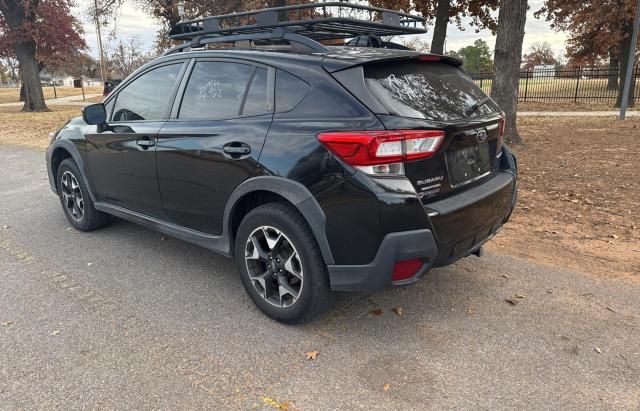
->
[50, 330, 60, 336]
[261, 396, 290, 410]
[369, 308, 384, 316]
[383, 383, 391, 391]
[305, 351, 319, 360]
[392, 307, 404, 316]
[608, 234, 619, 239]
[2, 321, 13, 326]
[515, 294, 525, 299]
[465, 308, 475, 315]
[505, 299, 518, 306]
[595, 347, 602, 354]
[546, 290, 553, 294]
[502, 274, 510, 279]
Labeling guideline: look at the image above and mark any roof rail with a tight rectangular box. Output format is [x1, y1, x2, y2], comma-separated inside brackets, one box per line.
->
[165, 2, 426, 55]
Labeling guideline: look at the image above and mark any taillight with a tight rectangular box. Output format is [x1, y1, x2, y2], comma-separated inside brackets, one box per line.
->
[317, 130, 445, 175]
[497, 116, 506, 156]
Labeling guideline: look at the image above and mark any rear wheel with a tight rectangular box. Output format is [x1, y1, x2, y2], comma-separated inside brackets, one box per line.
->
[57, 159, 111, 231]
[235, 202, 333, 323]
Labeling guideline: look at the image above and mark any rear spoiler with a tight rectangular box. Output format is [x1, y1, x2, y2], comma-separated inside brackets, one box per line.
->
[322, 50, 463, 73]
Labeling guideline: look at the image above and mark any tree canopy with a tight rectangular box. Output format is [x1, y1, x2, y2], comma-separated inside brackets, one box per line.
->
[0, 0, 86, 72]
[522, 41, 558, 69]
[368, 0, 499, 54]
[450, 39, 493, 72]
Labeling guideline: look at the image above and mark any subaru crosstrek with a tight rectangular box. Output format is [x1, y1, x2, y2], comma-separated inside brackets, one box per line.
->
[46, 45, 517, 323]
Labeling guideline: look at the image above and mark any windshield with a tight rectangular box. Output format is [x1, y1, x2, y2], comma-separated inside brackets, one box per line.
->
[364, 61, 500, 121]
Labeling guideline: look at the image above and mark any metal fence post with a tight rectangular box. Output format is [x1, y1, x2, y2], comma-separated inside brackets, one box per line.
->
[523, 72, 529, 102]
[574, 66, 582, 102]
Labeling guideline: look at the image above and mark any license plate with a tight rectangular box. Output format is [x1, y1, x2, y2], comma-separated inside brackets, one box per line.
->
[446, 142, 491, 186]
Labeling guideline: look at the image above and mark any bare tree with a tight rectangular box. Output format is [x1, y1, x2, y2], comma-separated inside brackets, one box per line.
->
[491, 0, 528, 144]
[107, 40, 152, 79]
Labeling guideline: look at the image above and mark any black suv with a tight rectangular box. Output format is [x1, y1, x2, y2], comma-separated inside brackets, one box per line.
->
[46, 4, 517, 323]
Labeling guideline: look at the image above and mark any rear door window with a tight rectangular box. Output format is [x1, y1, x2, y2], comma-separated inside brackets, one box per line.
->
[275, 69, 310, 113]
[179, 61, 254, 120]
[241, 67, 270, 116]
[364, 61, 499, 121]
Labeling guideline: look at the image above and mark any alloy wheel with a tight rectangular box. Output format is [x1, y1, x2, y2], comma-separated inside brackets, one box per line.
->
[60, 171, 84, 222]
[244, 226, 304, 308]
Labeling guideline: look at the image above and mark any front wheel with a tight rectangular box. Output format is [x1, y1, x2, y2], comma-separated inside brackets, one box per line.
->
[234, 202, 333, 323]
[57, 159, 111, 231]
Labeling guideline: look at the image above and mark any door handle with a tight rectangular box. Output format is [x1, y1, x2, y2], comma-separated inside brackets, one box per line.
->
[136, 137, 155, 149]
[223, 143, 251, 156]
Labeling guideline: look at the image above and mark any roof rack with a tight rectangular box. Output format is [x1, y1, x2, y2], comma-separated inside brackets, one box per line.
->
[164, 2, 426, 55]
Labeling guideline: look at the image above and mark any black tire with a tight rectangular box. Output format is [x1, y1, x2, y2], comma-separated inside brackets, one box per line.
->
[57, 158, 111, 231]
[234, 202, 333, 324]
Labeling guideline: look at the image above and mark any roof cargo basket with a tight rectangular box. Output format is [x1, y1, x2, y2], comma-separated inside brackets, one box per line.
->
[165, 2, 426, 55]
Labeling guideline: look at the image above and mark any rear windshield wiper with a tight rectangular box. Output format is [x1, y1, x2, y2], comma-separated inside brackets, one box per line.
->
[465, 96, 491, 117]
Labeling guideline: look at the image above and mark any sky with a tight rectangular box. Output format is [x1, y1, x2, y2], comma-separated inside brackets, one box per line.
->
[74, 0, 568, 59]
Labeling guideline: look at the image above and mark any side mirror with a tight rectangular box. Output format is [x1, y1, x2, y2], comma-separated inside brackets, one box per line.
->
[82, 103, 107, 125]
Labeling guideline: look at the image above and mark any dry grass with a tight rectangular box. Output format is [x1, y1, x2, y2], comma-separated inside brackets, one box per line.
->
[0, 86, 102, 104]
[0, 105, 82, 150]
[518, 101, 638, 112]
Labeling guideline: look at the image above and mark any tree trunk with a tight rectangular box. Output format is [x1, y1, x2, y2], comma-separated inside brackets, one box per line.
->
[490, 0, 527, 145]
[607, 48, 619, 91]
[616, 21, 637, 108]
[430, 0, 450, 54]
[0, 0, 48, 112]
[15, 42, 48, 112]
[19, 80, 26, 102]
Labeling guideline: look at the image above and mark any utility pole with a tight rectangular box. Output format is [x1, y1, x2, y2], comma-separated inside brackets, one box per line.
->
[94, 0, 107, 82]
[620, 0, 640, 120]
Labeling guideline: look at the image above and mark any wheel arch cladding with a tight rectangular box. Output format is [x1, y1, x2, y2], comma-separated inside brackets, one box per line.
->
[51, 147, 72, 189]
[48, 140, 96, 202]
[224, 177, 335, 265]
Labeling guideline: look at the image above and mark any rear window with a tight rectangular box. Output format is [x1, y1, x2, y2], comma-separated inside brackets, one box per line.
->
[364, 61, 499, 121]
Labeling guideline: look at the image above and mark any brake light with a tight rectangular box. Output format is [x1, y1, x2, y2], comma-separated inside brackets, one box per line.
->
[418, 55, 441, 62]
[317, 130, 445, 175]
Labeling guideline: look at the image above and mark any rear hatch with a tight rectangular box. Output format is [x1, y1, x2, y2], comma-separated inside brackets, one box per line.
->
[330, 57, 504, 202]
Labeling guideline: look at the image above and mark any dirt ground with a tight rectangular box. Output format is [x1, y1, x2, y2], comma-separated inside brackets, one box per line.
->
[488, 116, 640, 280]
[0, 106, 638, 280]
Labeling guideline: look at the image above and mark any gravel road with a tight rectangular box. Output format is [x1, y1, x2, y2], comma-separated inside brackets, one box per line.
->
[1, 145, 638, 410]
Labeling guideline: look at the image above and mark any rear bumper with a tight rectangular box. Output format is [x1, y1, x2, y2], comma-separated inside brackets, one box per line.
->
[327, 229, 438, 291]
[327, 146, 517, 292]
[428, 170, 515, 266]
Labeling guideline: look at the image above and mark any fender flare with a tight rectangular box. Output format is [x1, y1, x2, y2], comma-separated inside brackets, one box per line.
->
[47, 140, 97, 202]
[223, 176, 335, 265]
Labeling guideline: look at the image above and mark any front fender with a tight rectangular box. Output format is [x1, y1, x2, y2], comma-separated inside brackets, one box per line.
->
[46, 139, 96, 202]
